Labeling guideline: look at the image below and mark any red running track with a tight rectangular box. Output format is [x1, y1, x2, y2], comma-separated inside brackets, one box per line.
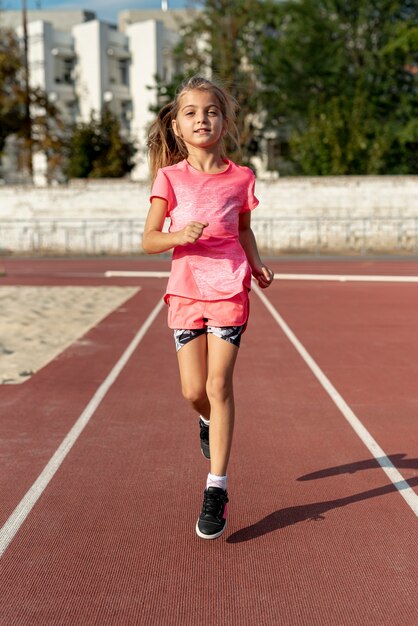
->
[0, 257, 417, 626]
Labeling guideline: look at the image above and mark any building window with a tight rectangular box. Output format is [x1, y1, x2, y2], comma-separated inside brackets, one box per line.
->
[66, 100, 79, 123]
[54, 57, 75, 85]
[63, 58, 74, 84]
[119, 59, 129, 87]
[120, 100, 132, 131]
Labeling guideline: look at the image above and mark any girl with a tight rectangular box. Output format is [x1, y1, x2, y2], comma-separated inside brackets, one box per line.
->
[142, 75, 273, 540]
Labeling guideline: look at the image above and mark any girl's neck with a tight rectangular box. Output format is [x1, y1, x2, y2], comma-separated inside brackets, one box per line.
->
[186, 151, 228, 174]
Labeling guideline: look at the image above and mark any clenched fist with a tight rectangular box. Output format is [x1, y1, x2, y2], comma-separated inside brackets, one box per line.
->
[176, 221, 209, 246]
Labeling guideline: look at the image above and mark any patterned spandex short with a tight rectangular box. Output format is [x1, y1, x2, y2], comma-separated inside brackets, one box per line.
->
[173, 325, 245, 352]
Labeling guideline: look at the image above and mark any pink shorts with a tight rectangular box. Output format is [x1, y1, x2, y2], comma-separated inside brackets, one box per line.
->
[167, 291, 249, 330]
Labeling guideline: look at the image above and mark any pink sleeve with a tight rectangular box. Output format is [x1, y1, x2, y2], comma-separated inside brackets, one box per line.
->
[150, 170, 174, 214]
[241, 172, 259, 213]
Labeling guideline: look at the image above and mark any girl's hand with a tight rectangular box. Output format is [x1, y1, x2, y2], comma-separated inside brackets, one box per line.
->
[253, 265, 274, 289]
[176, 221, 208, 246]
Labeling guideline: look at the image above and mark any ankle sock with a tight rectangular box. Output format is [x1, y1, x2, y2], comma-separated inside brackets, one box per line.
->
[206, 472, 227, 491]
[200, 415, 210, 426]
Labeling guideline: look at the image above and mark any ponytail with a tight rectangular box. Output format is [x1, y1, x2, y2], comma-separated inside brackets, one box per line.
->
[147, 101, 188, 183]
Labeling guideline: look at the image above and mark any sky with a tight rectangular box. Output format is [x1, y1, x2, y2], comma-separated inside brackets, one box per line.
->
[1, 0, 190, 23]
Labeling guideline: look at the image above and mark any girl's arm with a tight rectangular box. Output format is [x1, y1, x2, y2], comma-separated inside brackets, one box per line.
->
[239, 211, 274, 288]
[142, 197, 208, 254]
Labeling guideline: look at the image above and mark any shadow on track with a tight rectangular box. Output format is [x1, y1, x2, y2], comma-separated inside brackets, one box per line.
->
[297, 453, 418, 481]
[227, 455, 418, 544]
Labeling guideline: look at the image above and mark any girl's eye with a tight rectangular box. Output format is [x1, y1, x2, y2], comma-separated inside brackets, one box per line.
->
[208, 110, 218, 116]
[185, 111, 194, 116]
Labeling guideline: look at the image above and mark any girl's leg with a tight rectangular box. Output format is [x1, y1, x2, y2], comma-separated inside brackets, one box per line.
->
[206, 334, 239, 477]
[176, 334, 211, 419]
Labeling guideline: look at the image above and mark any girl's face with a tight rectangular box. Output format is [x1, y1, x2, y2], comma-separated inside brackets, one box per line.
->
[172, 89, 227, 153]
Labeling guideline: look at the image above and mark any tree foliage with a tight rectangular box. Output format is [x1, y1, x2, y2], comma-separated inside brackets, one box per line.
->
[65, 108, 136, 179]
[156, 0, 417, 175]
[254, 0, 418, 174]
[0, 29, 24, 155]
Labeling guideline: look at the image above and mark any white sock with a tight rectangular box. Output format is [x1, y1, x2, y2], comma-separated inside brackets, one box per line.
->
[206, 472, 227, 491]
[200, 415, 210, 426]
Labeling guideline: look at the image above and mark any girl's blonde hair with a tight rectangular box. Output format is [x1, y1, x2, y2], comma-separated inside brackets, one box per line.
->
[147, 75, 240, 182]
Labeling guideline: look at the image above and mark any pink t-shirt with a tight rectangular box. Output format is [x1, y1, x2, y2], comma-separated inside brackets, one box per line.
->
[150, 159, 258, 301]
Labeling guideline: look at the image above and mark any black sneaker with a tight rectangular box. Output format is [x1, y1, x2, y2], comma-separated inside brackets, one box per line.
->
[196, 487, 229, 539]
[199, 418, 210, 459]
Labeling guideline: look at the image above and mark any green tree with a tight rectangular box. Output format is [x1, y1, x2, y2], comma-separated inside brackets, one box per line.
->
[254, 0, 418, 174]
[30, 88, 66, 181]
[64, 122, 97, 179]
[65, 107, 136, 179]
[0, 29, 24, 155]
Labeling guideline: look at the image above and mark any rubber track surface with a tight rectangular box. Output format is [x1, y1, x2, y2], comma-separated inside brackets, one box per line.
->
[0, 258, 417, 626]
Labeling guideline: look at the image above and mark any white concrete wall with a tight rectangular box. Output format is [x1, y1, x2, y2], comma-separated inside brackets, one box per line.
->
[1, 177, 418, 255]
[2, 177, 417, 219]
[255, 176, 418, 218]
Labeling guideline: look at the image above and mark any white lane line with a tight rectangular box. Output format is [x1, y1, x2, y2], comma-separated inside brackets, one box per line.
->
[274, 274, 418, 283]
[105, 270, 170, 278]
[0, 297, 165, 558]
[253, 283, 418, 517]
[105, 270, 418, 283]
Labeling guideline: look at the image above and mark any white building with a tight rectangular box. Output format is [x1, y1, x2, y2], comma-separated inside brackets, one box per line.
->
[3, 8, 190, 182]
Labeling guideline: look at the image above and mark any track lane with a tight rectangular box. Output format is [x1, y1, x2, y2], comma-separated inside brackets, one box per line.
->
[253, 282, 418, 514]
[0, 282, 165, 529]
[0, 296, 164, 556]
[263, 278, 418, 491]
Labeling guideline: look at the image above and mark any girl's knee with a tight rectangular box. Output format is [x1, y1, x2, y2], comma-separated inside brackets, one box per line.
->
[206, 376, 232, 404]
[181, 384, 207, 407]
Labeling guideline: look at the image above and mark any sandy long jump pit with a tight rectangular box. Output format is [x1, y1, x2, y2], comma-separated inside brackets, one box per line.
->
[0, 286, 139, 384]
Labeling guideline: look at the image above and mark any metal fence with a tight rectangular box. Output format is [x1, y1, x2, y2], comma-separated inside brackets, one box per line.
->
[1, 216, 418, 255]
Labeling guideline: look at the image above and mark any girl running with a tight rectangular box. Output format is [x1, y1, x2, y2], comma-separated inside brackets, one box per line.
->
[142, 75, 274, 539]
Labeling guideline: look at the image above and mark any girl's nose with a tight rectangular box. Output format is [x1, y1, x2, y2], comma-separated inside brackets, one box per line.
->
[197, 110, 209, 124]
